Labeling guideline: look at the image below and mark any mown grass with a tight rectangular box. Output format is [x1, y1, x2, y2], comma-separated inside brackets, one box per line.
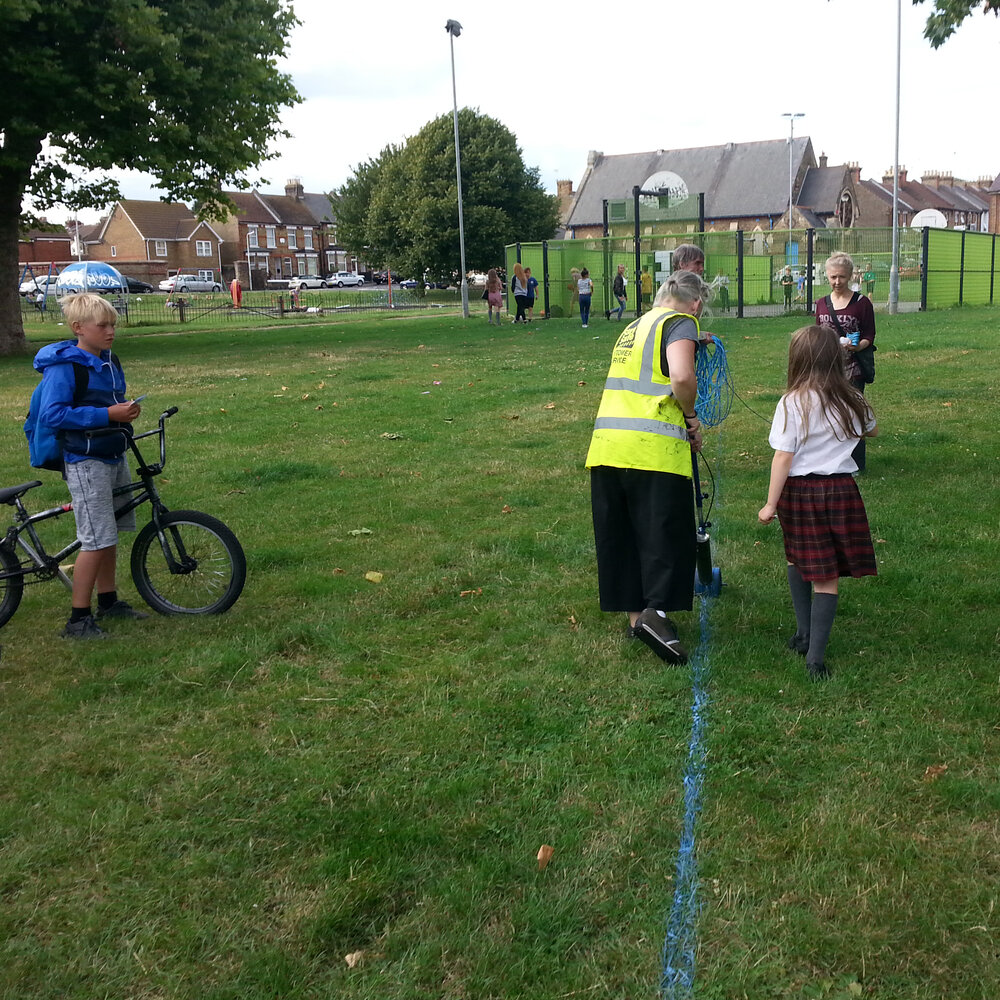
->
[0, 305, 997, 999]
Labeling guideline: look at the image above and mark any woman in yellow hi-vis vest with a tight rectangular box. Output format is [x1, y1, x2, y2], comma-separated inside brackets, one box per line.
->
[585, 269, 711, 664]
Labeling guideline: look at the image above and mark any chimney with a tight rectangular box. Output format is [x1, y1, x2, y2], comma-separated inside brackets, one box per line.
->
[284, 178, 304, 201]
[586, 150, 603, 167]
[556, 179, 574, 198]
[849, 161, 861, 184]
[922, 171, 940, 189]
[819, 152, 828, 169]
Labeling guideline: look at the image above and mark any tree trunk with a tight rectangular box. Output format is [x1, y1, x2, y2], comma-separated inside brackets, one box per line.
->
[0, 147, 33, 356]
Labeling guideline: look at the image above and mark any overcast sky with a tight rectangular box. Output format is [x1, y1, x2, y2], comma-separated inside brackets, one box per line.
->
[59, 0, 998, 223]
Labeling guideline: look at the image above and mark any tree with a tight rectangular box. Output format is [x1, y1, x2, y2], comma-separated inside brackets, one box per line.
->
[336, 109, 560, 286]
[0, 0, 300, 354]
[913, 0, 1000, 47]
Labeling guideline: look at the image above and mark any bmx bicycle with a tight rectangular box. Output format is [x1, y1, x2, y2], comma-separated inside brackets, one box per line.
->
[0, 407, 246, 628]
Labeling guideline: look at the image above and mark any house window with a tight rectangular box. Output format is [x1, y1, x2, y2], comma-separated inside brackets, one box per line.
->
[303, 228, 314, 250]
[284, 258, 292, 275]
[196, 240, 212, 257]
[287, 228, 297, 249]
[198, 269, 215, 282]
[247, 229, 259, 249]
[111, 246, 117, 257]
[154, 240, 167, 256]
[297, 259, 307, 276]
[265, 226, 276, 248]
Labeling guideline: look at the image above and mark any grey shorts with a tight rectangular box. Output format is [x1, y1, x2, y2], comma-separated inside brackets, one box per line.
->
[65, 458, 136, 550]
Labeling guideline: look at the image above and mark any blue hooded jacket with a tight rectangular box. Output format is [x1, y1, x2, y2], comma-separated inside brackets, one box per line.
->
[34, 340, 131, 463]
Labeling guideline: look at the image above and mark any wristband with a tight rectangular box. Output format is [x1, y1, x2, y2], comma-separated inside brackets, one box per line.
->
[683, 413, 698, 420]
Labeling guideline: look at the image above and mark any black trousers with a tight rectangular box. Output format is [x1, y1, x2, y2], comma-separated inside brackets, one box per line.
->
[590, 466, 695, 613]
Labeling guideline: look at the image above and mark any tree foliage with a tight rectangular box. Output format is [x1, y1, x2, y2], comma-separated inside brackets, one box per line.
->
[335, 110, 560, 283]
[0, 0, 300, 353]
[913, 0, 1000, 47]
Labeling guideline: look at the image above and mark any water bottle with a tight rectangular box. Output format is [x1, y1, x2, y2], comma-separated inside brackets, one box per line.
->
[848, 332, 860, 347]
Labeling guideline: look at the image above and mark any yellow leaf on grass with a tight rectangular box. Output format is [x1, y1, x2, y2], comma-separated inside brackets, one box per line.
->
[923, 763, 948, 782]
[537, 844, 555, 871]
[543, 402, 556, 409]
[365, 571, 383, 583]
[501, 505, 512, 514]
[459, 588, 483, 597]
[344, 950, 364, 968]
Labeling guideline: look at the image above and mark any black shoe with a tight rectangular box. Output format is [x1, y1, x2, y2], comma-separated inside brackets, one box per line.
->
[631, 609, 688, 664]
[96, 599, 149, 620]
[806, 660, 830, 681]
[787, 633, 809, 656]
[61, 615, 109, 640]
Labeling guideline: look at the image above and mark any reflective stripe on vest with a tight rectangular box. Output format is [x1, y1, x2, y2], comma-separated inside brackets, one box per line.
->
[584, 309, 698, 475]
[592, 415, 690, 442]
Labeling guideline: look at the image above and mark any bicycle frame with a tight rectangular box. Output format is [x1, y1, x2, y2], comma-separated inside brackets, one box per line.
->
[0, 408, 179, 592]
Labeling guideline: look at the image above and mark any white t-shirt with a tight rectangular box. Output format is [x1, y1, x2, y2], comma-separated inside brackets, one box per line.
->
[768, 389, 875, 476]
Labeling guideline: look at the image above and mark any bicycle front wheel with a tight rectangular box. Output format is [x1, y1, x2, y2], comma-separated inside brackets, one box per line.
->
[131, 510, 246, 615]
[0, 545, 24, 629]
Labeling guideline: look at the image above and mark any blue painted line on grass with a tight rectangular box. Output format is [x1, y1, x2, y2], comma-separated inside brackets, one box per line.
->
[659, 593, 712, 999]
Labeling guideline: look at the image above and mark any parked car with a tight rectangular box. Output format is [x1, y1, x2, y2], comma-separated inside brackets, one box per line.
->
[122, 275, 155, 294]
[288, 274, 328, 290]
[19, 274, 59, 296]
[372, 270, 399, 285]
[159, 273, 222, 293]
[327, 271, 364, 288]
[399, 278, 419, 289]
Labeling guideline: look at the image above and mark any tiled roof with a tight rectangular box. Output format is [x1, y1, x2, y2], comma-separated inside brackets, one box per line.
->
[115, 200, 199, 239]
[797, 166, 849, 213]
[567, 137, 816, 227]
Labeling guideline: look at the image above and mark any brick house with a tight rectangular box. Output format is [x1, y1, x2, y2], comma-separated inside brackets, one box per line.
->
[563, 139, 862, 244]
[18, 223, 72, 268]
[989, 174, 1000, 234]
[85, 200, 225, 283]
[214, 180, 347, 285]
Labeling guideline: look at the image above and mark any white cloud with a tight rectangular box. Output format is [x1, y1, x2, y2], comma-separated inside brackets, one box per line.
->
[43, 0, 1000, 222]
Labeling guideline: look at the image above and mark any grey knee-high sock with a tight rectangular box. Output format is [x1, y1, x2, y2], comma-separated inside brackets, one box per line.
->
[786, 564, 812, 639]
[807, 593, 839, 666]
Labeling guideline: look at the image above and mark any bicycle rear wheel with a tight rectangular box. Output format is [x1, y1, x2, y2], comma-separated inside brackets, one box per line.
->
[131, 510, 246, 615]
[0, 545, 24, 629]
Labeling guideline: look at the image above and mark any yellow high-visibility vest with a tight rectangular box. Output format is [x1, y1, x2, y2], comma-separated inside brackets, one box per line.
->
[585, 309, 697, 475]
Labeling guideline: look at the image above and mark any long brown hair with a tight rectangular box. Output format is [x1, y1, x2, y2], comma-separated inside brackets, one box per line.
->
[512, 262, 526, 290]
[487, 268, 501, 292]
[783, 325, 870, 440]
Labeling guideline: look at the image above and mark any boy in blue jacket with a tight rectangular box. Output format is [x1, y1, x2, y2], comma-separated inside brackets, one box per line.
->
[35, 294, 146, 638]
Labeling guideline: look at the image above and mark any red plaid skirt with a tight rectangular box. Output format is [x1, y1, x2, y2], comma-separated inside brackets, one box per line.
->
[777, 474, 876, 581]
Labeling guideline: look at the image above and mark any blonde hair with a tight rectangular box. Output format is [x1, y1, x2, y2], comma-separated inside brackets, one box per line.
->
[654, 269, 710, 308]
[825, 252, 854, 277]
[60, 292, 118, 328]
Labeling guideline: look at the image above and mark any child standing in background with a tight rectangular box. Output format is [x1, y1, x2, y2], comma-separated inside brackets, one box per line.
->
[758, 325, 878, 680]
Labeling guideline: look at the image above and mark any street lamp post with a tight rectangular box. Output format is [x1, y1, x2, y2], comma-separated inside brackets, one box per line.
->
[782, 112, 805, 265]
[445, 19, 469, 319]
[889, 0, 902, 314]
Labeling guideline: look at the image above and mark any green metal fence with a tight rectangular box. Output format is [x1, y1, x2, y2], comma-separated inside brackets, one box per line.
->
[507, 227, 997, 320]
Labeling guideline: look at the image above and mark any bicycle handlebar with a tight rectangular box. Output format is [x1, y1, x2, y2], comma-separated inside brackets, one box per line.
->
[84, 407, 179, 471]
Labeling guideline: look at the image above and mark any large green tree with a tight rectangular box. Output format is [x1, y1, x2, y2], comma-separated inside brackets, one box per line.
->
[1, 0, 300, 353]
[913, 0, 1000, 47]
[335, 109, 560, 285]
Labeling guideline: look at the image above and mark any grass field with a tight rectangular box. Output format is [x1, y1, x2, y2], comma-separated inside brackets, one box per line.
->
[1, 305, 997, 999]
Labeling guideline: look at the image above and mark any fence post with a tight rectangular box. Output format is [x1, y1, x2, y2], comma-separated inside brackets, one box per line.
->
[806, 229, 815, 313]
[920, 227, 929, 312]
[278, 295, 284, 317]
[542, 241, 550, 320]
[736, 229, 744, 319]
[959, 229, 967, 306]
[991, 234, 996, 306]
[177, 299, 186, 323]
[633, 186, 642, 319]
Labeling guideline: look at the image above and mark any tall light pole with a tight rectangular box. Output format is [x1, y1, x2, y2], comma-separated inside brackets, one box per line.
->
[445, 19, 469, 319]
[889, 0, 902, 314]
[782, 112, 805, 265]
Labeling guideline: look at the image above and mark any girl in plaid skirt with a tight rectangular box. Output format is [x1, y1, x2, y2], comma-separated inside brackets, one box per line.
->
[758, 325, 878, 680]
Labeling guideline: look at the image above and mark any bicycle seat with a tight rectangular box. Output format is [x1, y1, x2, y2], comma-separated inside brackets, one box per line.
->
[0, 481, 43, 506]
